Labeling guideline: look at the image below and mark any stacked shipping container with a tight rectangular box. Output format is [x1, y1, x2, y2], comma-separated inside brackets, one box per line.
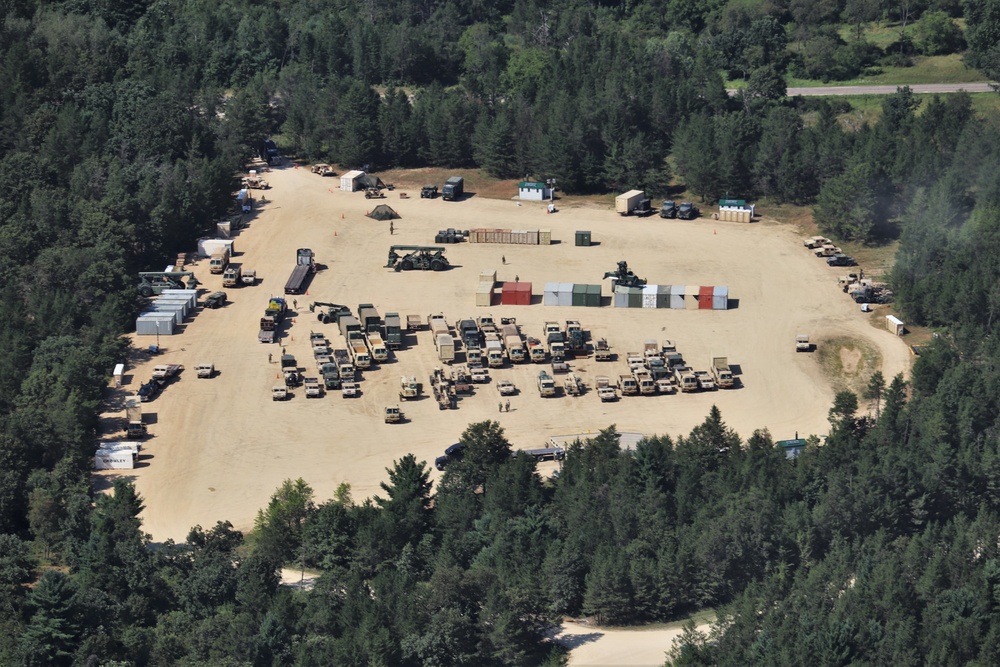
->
[611, 284, 729, 310]
[468, 228, 551, 245]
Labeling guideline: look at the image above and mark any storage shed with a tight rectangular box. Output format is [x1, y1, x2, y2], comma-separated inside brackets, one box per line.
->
[475, 284, 493, 307]
[614, 285, 629, 308]
[886, 315, 905, 336]
[572, 284, 588, 307]
[543, 283, 559, 306]
[340, 170, 364, 192]
[585, 284, 602, 307]
[657, 285, 671, 309]
[669, 284, 685, 309]
[557, 283, 573, 307]
[518, 181, 552, 200]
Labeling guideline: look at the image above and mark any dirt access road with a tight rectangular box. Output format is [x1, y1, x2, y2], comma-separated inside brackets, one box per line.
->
[785, 83, 995, 96]
[97, 164, 912, 543]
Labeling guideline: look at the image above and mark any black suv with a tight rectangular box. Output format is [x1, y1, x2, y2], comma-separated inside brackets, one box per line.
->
[827, 254, 856, 267]
[435, 443, 465, 471]
[420, 185, 438, 198]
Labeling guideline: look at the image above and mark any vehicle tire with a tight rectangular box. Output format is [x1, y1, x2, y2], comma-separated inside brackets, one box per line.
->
[401, 259, 414, 271]
[431, 260, 446, 271]
[139, 285, 153, 297]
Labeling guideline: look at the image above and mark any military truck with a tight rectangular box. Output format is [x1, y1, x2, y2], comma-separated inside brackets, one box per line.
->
[616, 190, 646, 215]
[660, 200, 678, 218]
[384, 313, 403, 350]
[204, 291, 227, 309]
[195, 363, 215, 378]
[537, 371, 556, 397]
[564, 373, 585, 396]
[367, 331, 389, 362]
[420, 184, 438, 198]
[241, 268, 257, 286]
[804, 236, 832, 249]
[544, 322, 566, 361]
[152, 364, 182, 382]
[595, 375, 617, 401]
[442, 176, 464, 201]
[400, 376, 421, 400]
[712, 357, 734, 388]
[677, 202, 700, 219]
[674, 366, 698, 392]
[496, 379, 516, 396]
[565, 321, 586, 357]
[321, 362, 341, 390]
[209, 249, 230, 274]
[222, 263, 242, 287]
[124, 397, 146, 438]
[272, 385, 288, 401]
[527, 337, 546, 363]
[796, 334, 812, 352]
[617, 374, 638, 396]
[502, 323, 525, 363]
[333, 349, 354, 381]
[694, 370, 715, 391]
[386, 245, 450, 272]
[342, 382, 359, 398]
[594, 338, 612, 361]
[137, 270, 200, 297]
[384, 406, 402, 423]
[311, 301, 351, 325]
[633, 371, 655, 395]
[485, 337, 505, 367]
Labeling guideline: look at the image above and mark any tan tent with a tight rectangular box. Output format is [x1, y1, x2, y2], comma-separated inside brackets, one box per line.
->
[366, 204, 400, 221]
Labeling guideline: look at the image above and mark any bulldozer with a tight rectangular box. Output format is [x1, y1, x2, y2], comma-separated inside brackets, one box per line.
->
[603, 260, 646, 288]
[386, 246, 450, 272]
[309, 301, 351, 324]
[137, 271, 200, 297]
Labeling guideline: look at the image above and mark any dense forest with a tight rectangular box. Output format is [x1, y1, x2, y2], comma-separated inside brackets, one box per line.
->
[4, 0, 1000, 664]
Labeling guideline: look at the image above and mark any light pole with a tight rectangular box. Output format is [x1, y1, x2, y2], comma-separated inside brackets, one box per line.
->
[546, 178, 556, 203]
[155, 321, 160, 351]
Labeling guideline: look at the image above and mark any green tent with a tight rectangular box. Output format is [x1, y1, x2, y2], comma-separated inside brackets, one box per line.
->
[357, 173, 386, 190]
[366, 204, 400, 221]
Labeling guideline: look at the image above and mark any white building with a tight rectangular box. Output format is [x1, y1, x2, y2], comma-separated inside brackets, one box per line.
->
[518, 181, 552, 200]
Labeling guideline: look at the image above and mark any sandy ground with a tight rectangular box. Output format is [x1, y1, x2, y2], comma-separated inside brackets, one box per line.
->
[551, 620, 708, 667]
[96, 163, 912, 545]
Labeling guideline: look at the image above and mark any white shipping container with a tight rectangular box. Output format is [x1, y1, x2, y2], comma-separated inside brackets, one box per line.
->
[543, 283, 559, 306]
[614, 285, 630, 309]
[642, 294, 657, 308]
[557, 282, 573, 307]
[99, 442, 141, 454]
[159, 289, 198, 308]
[670, 285, 685, 310]
[154, 298, 190, 317]
[197, 238, 235, 257]
[340, 170, 364, 191]
[136, 315, 176, 335]
[144, 303, 184, 324]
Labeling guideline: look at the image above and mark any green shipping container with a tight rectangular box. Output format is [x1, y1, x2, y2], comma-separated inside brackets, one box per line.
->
[572, 284, 588, 307]
[575, 230, 591, 247]
[585, 284, 602, 307]
[628, 287, 643, 308]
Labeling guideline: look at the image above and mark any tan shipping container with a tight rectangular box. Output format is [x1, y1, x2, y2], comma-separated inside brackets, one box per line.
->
[539, 229, 551, 245]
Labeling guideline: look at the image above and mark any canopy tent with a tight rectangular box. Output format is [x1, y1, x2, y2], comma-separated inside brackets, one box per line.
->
[366, 204, 400, 221]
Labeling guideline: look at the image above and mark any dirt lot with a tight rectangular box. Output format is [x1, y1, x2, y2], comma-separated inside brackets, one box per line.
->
[96, 163, 912, 544]
[552, 619, 709, 666]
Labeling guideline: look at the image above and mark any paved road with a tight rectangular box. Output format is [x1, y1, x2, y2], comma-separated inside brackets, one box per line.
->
[785, 83, 995, 96]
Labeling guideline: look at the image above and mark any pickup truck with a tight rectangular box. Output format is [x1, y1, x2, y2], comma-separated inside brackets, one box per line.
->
[595, 376, 618, 402]
[272, 385, 288, 401]
[241, 269, 257, 286]
[304, 377, 322, 398]
[342, 382, 359, 398]
[151, 364, 182, 383]
[694, 370, 715, 391]
[470, 367, 489, 383]
[496, 379, 516, 396]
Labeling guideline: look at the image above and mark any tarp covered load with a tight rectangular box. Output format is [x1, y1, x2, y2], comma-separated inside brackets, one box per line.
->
[366, 204, 400, 221]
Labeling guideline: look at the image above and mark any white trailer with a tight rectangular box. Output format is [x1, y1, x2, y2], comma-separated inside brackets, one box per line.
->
[94, 450, 136, 470]
[196, 238, 235, 258]
[615, 190, 646, 215]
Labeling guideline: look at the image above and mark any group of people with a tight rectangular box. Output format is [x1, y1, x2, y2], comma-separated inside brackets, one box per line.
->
[499, 400, 510, 412]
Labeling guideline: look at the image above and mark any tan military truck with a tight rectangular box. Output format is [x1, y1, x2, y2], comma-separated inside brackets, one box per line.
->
[272, 385, 288, 401]
[595, 375, 618, 401]
[209, 249, 230, 274]
[796, 334, 812, 352]
[384, 406, 402, 423]
[711, 357, 734, 388]
[195, 363, 215, 378]
[617, 374, 638, 396]
[222, 263, 242, 287]
[400, 376, 421, 400]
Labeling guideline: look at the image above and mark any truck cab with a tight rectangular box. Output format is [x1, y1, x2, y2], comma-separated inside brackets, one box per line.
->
[537, 371, 556, 397]
[209, 250, 230, 274]
[420, 185, 438, 199]
[660, 200, 678, 218]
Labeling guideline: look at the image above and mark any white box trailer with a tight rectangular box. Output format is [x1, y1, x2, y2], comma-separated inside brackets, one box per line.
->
[615, 190, 646, 215]
[94, 450, 135, 470]
[100, 442, 142, 454]
[196, 238, 235, 258]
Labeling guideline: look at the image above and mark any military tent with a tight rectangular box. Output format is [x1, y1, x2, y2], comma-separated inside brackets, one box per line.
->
[367, 204, 400, 221]
[357, 173, 386, 190]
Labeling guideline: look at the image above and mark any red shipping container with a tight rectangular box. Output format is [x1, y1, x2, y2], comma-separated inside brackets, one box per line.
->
[501, 282, 518, 305]
[515, 282, 532, 305]
[698, 286, 714, 309]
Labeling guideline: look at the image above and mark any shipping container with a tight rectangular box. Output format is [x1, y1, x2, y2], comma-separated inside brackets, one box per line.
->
[628, 287, 643, 309]
[543, 283, 559, 306]
[501, 282, 518, 305]
[539, 229, 552, 245]
[555, 282, 572, 307]
[642, 284, 658, 309]
[144, 302, 185, 324]
[480, 269, 497, 285]
[159, 289, 198, 308]
[154, 298, 190, 317]
[575, 230, 591, 247]
[657, 285, 671, 309]
[699, 286, 715, 309]
[516, 282, 532, 305]
[586, 284, 602, 307]
[340, 170, 363, 191]
[572, 284, 588, 307]
[713, 285, 729, 310]
[614, 285, 630, 308]
[685, 286, 701, 310]
[670, 284, 685, 309]
[528, 230, 539, 244]
[476, 284, 493, 307]
[136, 314, 176, 335]
[197, 238, 235, 258]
